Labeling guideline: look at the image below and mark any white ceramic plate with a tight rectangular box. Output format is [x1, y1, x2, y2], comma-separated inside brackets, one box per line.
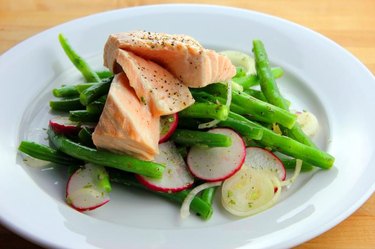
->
[1, 4, 374, 249]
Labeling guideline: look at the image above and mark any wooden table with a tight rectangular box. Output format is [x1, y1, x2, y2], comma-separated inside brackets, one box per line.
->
[1, 0, 374, 248]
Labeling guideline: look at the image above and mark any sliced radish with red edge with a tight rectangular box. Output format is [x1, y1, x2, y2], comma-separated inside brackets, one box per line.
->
[187, 128, 246, 182]
[66, 163, 110, 212]
[136, 141, 194, 192]
[159, 113, 178, 143]
[49, 116, 80, 135]
[245, 147, 286, 181]
[49, 116, 95, 135]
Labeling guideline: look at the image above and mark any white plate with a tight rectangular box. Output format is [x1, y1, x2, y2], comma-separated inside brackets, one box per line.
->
[1, 4, 374, 249]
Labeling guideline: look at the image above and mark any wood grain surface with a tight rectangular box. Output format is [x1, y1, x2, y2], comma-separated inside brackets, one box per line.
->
[0, 0, 374, 248]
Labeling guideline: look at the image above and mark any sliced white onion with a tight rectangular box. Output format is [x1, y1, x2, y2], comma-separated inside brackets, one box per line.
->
[21, 154, 51, 168]
[221, 157, 302, 217]
[198, 119, 221, 129]
[221, 166, 281, 216]
[198, 80, 232, 129]
[225, 79, 232, 109]
[280, 159, 302, 187]
[296, 111, 319, 137]
[220, 50, 256, 74]
[180, 182, 222, 218]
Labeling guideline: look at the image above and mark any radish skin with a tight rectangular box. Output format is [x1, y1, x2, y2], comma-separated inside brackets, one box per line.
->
[49, 116, 95, 135]
[136, 142, 194, 192]
[66, 163, 110, 212]
[49, 117, 80, 135]
[159, 113, 179, 143]
[67, 188, 110, 212]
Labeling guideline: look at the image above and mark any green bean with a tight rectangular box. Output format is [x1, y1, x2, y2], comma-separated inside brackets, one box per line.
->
[86, 103, 104, 115]
[49, 97, 85, 112]
[280, 158, 314, 172]
[218, 112, 263, 140]
[243, 89, 268, 102]
[233, 67, 284, 88]
[253, 40, 288, 108]
[93, 165, 112, 193]
[95, 70, 113, 79]
[244, 89, 291, 108]
[58, 34, 101, 83]
[80, 81, 111, 106]
[191, 91, 248, 115]
[75, 83, 96, 93]
[253, 40, 317, 148]
[171, 129, 232, 147]
[52, 85, 79, 98]
[93, 94, 107, 104]
[78, 127, 95, 147]
[283, 125, 317, 148]
[86, 95, 107, 114]
[176, 117, 203, 130]
[235, 67, 246, 78]
[229, 112, 334, 169]
[48, 128, 165, 178]
[178, 102, 229, 121]
[108, 169, 213, 220]
[233, 91, 295, 128]
[200, 187, 217, 205]
[53, 83, 97, 98]
[69, 110, 100, 122]
[193, 84, 296, 129]
[18, 141, 83, 166]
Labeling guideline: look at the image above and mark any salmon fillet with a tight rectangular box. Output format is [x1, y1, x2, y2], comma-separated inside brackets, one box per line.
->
[114, 49, 195, 116]
[92, 73, 159, 160]
[104, 31, 236, 88]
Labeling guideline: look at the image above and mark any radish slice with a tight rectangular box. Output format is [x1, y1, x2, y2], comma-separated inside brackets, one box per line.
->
[159, 113, 178, 143]
[49, 117, 81, 135]
[245, 147, 286, 181]
[136, 141, 194, 192]
[49, 116, 95, 135]
[187, 128, 245, 182]
[221, 166, 281, 216]
[66, 163, 110, 212]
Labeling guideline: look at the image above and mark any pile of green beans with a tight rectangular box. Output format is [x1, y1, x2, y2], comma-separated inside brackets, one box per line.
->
[19, 34, 221, 220]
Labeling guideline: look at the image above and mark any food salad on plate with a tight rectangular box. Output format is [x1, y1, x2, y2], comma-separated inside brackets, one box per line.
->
[18, 31, 335, 220]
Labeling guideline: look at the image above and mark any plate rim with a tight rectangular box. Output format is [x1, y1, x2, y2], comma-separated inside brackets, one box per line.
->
[1, 3, 375, 249]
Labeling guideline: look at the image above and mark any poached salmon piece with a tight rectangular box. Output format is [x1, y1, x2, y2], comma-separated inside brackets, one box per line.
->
[114, 49, 195, 116]
[104, 31, 236, 88]
[92, 73, 159, 160]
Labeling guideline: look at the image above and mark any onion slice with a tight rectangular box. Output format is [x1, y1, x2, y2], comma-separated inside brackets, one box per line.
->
[221, 166, 280, 216]
[221, 159, 303, 217]
[280, 159, 302, 187]
[181, 182, 222, 218]
[219, 50, 256, 74]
